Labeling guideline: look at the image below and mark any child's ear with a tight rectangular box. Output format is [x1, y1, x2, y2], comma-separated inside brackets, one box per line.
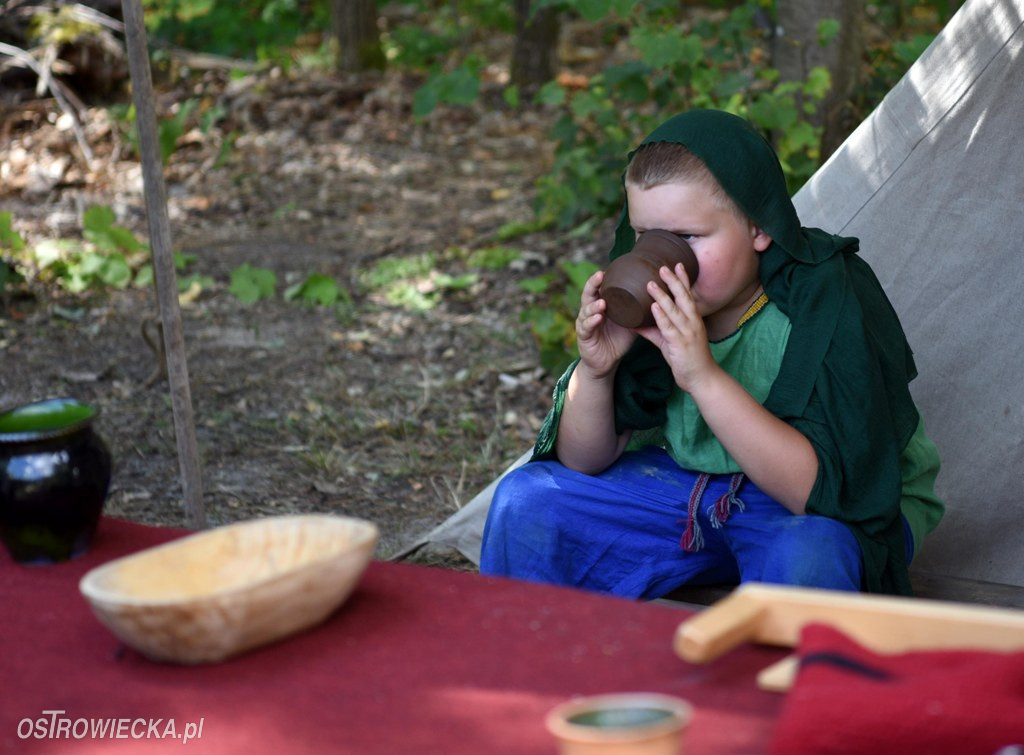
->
[752, 226, 773, 253]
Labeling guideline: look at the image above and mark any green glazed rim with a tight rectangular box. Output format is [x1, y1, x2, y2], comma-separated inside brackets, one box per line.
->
[0, 397, 99, 443]
[567, 707, 676, 728]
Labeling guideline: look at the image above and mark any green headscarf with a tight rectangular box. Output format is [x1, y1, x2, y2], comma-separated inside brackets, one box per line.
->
[609, 110, 920, 595]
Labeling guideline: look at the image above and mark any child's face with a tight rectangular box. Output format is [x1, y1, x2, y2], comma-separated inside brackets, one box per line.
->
[625, 178, 772, 337]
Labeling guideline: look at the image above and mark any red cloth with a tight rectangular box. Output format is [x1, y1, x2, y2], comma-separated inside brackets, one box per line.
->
[771, 624, 1024, 755]
[1, 517, 784, 754]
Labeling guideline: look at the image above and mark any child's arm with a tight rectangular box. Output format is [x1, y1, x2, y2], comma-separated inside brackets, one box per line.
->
[555, 363, 633, 474]
[555, 270, 636, 474]
[642, 265, 817, 513]
[686, 368, 817, 513]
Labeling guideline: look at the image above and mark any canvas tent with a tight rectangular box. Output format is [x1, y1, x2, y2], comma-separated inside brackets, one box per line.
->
[400, 0, 1024, 598]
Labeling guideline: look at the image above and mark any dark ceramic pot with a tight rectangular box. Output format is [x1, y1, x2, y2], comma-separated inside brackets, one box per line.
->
[600, 230, 699, 328]
[0, 398, 111, 564]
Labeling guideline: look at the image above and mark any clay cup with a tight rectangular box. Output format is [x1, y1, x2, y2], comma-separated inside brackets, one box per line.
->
[545, 692, 693, 755]
[600, 230, 699, 328]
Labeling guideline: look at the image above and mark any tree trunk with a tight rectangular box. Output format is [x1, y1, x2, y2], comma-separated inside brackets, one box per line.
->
[331, 0, 384, 73]
[510, 0, 560, 96]
[773, 0, 865, 160]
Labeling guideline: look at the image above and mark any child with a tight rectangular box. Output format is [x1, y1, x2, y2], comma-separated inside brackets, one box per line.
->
[480, 110, 943, 599]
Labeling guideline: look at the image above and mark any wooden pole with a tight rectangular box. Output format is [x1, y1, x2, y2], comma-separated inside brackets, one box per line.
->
[120, 0, 206, 529]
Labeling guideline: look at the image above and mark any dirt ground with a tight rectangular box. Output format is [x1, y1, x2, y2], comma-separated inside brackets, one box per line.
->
[0, 66, 614, 564]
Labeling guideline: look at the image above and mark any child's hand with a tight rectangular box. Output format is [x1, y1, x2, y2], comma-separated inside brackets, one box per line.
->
[575, 270, 637, 379]
[636, 263, 716, 392]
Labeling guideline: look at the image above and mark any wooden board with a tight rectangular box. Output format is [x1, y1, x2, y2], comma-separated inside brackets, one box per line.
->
[674, 582, 1024, 691]
[663, 572, 1024, 610]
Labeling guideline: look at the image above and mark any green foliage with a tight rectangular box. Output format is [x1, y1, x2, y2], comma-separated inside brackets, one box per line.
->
[158, 100, 198, 164]
[133, 251, 214, 294]
[381, 270, 479, 312]
[869, 0, 962, 28]
[363, 249, 480, 312]
[435, 271, 478, 291]
[28, 6, 106, 47]
[533, 1, 836, 229]
[495, 217, 555, 242]
[413, 61, 483, 118]
[1, 213, 26, 293]
[229, 263, 277, 303]
[25, 206, 153, 293]
[284, 273, 349, 308]
[467, 245, 522, 270]
[83, 206, 144, 256]
[400, 0, 517, 118]
[385, 27, 454, 70]
[3, 206, 214, 298]
[30, 238, 131, 293]
[0, 213, 26, 255]
[533, 0, 635, 23]
[816, 18, 841, 48]
[357, 245, 527, 314]
[390, 1, 946, 235]
[384, 0, 513, 71]
[859, 2, 952, 108]
[459, 0, 516, 30]
[519, 259, 600, 375]
[502, 85, 520, 108]
[361, 253, 437, 291]
[5, 209, 349, 313]
[140, 0, 325, 61]
[109, 99, 201, 165]
[0, 262, 25, 292]
[891, 34, 937, 66]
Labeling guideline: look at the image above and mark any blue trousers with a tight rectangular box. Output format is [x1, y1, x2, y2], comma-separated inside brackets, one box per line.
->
[480, 446, 912, 600]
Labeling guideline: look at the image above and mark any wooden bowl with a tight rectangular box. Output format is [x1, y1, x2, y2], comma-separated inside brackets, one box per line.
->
[79, 515, 379, 664]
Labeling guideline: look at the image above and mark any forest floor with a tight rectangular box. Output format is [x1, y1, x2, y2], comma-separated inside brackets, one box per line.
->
[0, 64, 615, 566]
